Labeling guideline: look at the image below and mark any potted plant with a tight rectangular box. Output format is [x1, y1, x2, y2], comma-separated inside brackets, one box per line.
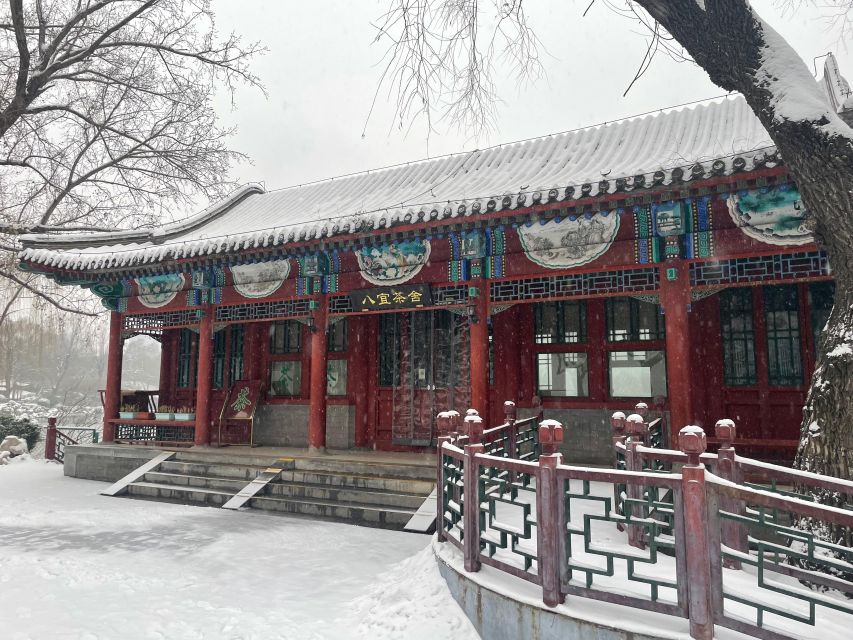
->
[174, 406, 195, 421]
[119, 404, 135, 420]
[154, 404, 175, 421]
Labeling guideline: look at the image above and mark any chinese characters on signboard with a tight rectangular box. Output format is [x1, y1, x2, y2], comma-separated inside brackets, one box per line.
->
[349, 284, 432, 311]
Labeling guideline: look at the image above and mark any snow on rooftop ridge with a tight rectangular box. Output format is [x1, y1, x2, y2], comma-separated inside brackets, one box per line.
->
[18, 95, 778, 273]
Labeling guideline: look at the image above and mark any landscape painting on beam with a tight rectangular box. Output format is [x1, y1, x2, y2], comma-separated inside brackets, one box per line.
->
[230, 259, 291, 298]
[727, 185, 812, 246]
[356, 239, 431, 286]
[518, 212, 619, 269]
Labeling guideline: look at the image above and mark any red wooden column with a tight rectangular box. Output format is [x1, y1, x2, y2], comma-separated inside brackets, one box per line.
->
[469, 281, 490, 418]
[102, 311, 124, 443]
[194, 309, 214, 446]
[308, 296, 329, 453]
[658, 260, 694, 434]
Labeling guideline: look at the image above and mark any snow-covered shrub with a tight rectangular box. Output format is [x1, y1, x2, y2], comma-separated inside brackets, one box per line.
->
[0, 415, 40, 450]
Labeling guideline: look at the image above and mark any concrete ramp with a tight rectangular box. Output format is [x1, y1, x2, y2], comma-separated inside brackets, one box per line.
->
[100, 451, 175, 497]
[222, 458, 294, 510]
[404, 488, 437, 533]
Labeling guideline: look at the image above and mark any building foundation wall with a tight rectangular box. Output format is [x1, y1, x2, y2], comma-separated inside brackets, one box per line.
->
[253, 403, 355, 448]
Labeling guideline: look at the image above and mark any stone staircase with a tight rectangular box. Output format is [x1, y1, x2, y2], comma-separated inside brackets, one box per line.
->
[116, 450, 435, 531]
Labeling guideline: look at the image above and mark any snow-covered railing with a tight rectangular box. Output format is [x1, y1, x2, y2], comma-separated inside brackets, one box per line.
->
[437, 414, 853, 640]
[44, 417, 99, 463]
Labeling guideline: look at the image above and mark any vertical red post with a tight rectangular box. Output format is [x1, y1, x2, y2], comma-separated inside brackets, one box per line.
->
[158, 330, 174, 406]
[102, 310, 123, 443]
[714, 419, 746, 569]
[625, 413, 647, 548]
[658, 260, 693, 439]
[436, 433, 451, 542]
[463, 442, 484, 572]
[469, 281, 490, 419]
[536, 452, 565, 607]
[679, 426, 714, 640]
[45, 416, 57, 460]
[194, 309, 214, 446]
[308, 296, 329, 453]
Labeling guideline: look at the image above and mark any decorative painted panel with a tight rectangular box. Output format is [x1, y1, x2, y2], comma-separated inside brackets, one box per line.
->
[135, 274, 185, 308]
[727, 185, 811, 246]
[230, 259, 291, 298]
[356, 239, 431, 285]
[518, 212, 619, 269]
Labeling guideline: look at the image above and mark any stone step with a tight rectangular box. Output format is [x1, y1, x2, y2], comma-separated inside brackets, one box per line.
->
[293, 457, 434, 481]
[158, 460, 267, 481]
[142, 471, 247, 493]
[126, 481, 231, 507]
[264, 481, 426, 509]
[249, 494, 415, 530]
[172, 450, 290, 468]
[277, 469, 434, 495]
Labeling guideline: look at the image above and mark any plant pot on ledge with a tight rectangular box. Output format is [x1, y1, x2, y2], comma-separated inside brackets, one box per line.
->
[174, 412, 195, 422]
[154, 412, 174, 421]
[118, 411, 134, 420]
[134, 412, 154, 420]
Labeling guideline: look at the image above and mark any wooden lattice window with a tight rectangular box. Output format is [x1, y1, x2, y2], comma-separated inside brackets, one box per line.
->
[534, 301, 587, 344]
[229, 324, 245, 384]
[379, 313, 401, 386]
[176, 328, 196, 388]
[720, 288, 757, 387]
[328, 318, 347, 352]
[809, 281, 834, 353]
[212, 330, 227, 389]
[764, 285, 803, 386]
[605, 298, 664, 342]
[270, 320, 302, 354]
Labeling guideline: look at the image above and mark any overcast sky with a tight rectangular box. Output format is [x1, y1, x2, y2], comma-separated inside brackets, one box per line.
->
[209, 1, 852, 202]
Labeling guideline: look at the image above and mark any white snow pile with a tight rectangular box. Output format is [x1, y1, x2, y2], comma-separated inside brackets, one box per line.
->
[352, 546, 479, 640]
[0, 435, 29, 464]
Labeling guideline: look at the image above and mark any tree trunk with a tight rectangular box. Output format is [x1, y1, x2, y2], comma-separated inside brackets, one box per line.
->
[633, 1, 853, 491]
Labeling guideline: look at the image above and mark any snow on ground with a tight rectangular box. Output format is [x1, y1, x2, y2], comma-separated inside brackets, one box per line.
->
[0, 459, 479, 640]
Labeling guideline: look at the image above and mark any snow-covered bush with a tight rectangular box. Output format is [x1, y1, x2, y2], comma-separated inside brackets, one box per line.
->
[0, 415, 40, 450]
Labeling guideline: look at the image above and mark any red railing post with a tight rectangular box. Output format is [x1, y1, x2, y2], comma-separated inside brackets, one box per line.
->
[436, 434, 451, 543]
[536, 450, 565, 607]
[679, 426, 714, 640]
[45, 416, 57, 461]
[625, 413, 647, 548]
[463, 442, 484, 573]
[504, 400, 517, 459]
[714, 419, 746, 569]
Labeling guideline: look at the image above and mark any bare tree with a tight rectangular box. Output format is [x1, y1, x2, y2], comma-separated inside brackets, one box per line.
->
[0, 0, 264, 312]
[373, 2, 853, 493]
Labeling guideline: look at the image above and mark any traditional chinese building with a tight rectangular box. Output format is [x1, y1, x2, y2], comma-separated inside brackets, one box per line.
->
[17, 62, 853, 464]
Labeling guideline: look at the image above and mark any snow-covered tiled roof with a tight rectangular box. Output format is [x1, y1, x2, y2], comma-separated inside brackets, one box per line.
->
[20, 95, 776, 273]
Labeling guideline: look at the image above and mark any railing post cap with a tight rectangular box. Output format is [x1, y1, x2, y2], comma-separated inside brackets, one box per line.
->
[503, 400, 516, 409]
[464, 414, 483, 424]
[465, 408, 480, 416]
[714, 418, 736, 444]
[634, 402, 649, 417]
[679, 425, 707, 461]
[626, 413, 644, 424]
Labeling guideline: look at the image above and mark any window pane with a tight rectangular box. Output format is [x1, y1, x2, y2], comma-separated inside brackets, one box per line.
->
[269, 361, 301, 396]
[229, 324, 245, 384]
[535, 301, 586, 344]
[212, 330, 226, 389]
[536, 353, 589, 397]
[606, 298, 664, 342]
[764, 285, 803, 386]
[270, 321, 302, 354]
[379, 313, 400, 386]
[608, 350, 667, 397]
[809, 281, 834, 352]
[720, 288, 757, 386]
[177, 328, 195, 388]
[328, 319, 347, 352]
[327, 359, 348, 396]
